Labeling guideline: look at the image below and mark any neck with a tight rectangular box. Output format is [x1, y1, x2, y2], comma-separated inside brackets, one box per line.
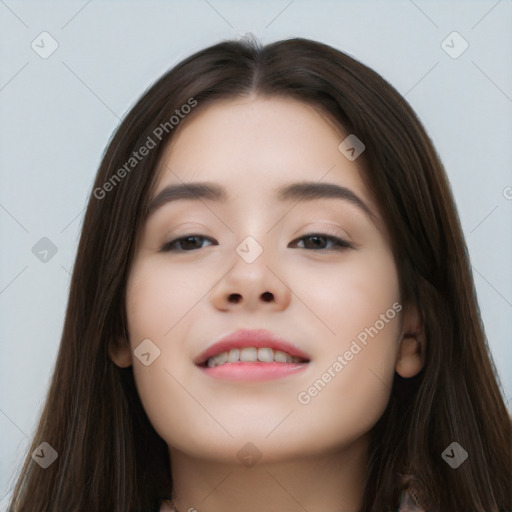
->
[168, 436, 369, 512]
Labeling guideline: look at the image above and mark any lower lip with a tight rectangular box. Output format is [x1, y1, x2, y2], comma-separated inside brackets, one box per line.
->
[199, 362, 309, 381]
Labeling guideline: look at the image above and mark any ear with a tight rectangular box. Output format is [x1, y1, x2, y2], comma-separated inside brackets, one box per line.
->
[108, 337, 133, 368]
[395, 302, 425, 378]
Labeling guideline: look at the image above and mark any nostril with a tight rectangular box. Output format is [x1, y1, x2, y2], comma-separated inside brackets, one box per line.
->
[261, 292, 274, 302]
[228, 293, 242, 303]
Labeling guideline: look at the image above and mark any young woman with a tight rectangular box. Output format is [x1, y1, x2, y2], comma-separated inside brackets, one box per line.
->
[7, 36, 511, 512]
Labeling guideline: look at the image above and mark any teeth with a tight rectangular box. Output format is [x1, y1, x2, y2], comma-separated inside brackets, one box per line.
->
[204, 347, 305, 368]
[227, 348, 239, 363]
[215, 351, 228, 365]
[257, 347, 274, 362]
[274, 350, 290, 363]
[240, 347, 257, 362]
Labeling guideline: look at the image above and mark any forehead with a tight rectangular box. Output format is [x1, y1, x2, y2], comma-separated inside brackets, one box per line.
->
[152, 96, 371, 203]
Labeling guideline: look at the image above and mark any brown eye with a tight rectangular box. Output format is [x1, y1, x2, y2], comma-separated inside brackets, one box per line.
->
[160, 235, 216, 252]
[290, 233, 352, 251]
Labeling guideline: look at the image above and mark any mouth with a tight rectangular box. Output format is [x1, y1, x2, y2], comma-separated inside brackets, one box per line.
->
[195, 328, 311, 381]
[199, 346, 309, 368]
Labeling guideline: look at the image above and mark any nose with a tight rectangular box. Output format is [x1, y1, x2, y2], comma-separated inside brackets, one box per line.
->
[209, 238, 292, 312]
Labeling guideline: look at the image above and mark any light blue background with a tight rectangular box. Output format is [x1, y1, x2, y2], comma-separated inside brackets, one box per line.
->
[1, 0, 511, 508]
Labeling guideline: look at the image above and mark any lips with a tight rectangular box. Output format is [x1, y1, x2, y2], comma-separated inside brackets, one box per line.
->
[194, 328, 311, 368]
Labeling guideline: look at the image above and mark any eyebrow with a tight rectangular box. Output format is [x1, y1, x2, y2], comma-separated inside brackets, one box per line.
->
[146, 181, 377, 224]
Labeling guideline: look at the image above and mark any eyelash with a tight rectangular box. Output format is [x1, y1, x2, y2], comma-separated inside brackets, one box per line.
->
[159, 233, 353, 253]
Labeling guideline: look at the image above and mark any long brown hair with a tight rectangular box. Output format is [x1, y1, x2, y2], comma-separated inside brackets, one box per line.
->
[7, 36, 511, 512]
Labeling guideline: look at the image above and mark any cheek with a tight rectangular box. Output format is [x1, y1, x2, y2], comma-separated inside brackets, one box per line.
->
[124, 259, 203, 443]
[291, 251, 401, 395]
[291, 246, 401, 346]
[291, 253, 402, 439]
[125, 258, 209, 341]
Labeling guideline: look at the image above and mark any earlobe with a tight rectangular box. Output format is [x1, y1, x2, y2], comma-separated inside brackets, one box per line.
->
[108, 339, 133, 368]
[395, 303, 425, 378]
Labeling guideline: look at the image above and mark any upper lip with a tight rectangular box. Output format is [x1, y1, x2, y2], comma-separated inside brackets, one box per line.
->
[194, 328, 311, 366]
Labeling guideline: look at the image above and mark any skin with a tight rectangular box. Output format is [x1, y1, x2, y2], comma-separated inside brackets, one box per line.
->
[110, 96, 425, 512]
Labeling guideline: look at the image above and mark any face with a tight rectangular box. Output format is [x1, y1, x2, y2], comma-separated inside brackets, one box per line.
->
[113, 96, 421, 465]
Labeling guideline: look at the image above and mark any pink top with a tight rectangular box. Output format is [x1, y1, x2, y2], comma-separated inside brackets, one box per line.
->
[159, 488, 426, 511]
